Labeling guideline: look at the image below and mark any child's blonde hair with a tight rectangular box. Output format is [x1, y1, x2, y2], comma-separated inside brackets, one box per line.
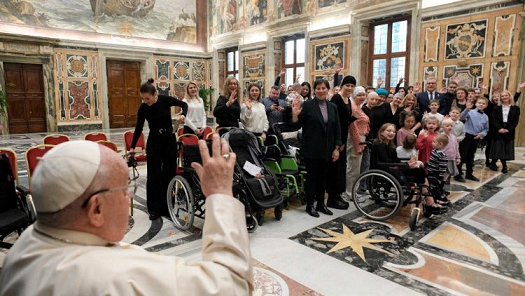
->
[423, 116, 441, 130]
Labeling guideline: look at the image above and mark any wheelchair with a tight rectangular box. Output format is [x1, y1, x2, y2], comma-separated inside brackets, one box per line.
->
[351, 161, 443, 231]
[166, 136, 259, 233]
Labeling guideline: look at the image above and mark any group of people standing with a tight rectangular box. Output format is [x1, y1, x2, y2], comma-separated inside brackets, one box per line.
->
[129, 75, 523, 220]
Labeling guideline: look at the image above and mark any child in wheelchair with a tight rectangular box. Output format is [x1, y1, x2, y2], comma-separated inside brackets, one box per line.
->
[373, 123, 447, 216]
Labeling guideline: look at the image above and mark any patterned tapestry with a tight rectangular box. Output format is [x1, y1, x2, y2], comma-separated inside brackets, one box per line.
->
[315, 42, 344, 71]
[153, 56, 209, 99]
[443, 64, 484, 88]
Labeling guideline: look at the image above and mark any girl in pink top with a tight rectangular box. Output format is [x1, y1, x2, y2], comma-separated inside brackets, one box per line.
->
[441, 118, 461, 178]
[416, 116, 439, 164]
[397, 111, 418, 147]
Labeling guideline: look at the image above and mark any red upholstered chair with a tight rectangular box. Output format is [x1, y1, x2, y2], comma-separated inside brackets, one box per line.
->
[178, 134, 199, 145]
[96, 140, 118, 152]
[25, 145, 54, 186]
[0, 148, 19, 186]
[84, 132, 108, 142]
[124, 130, 147, 162]
[202, 126, 213, 140]
[205, 132, 215, 140]
[43, 134, 70, 145]
[177, 127, 184, 137]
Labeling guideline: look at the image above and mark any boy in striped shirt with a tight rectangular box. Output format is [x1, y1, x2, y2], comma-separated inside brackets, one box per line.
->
[427, 134, 450, 205]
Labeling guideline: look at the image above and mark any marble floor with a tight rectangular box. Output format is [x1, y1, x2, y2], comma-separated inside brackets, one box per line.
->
[2, 129, 525, 295]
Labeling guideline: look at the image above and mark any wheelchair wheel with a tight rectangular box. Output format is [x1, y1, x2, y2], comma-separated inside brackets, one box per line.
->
[409, 207, 420, 231]
[167, 176, 195, 230]
[352, 170, 403, 221]
[246, 214, 258, 233]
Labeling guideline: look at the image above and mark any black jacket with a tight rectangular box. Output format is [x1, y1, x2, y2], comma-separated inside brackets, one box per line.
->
[492, 105, 520, 140]
[295, 98, 342, 160]
[213, 95, 241, 127]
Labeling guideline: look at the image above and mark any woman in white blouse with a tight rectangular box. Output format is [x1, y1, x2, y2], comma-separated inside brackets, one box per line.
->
[241, 83, 269, 140]
[183, 81, 207, 137]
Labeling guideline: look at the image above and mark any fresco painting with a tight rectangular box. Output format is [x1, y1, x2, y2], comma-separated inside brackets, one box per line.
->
[0, 0, 197, 43]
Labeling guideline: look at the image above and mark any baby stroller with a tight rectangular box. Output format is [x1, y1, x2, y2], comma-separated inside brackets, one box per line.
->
[224, 128, 284, 226]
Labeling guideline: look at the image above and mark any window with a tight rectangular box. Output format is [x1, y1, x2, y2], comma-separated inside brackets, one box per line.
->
[225, 47, 239, 80]
[369, 16, 410, 89]
[282, 35, 305, 86]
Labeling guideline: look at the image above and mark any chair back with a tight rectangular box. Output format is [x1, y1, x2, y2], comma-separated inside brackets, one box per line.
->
[97, 140, 118, 152]
[43, 134, 70, 145]
[25, 145, 54, 185]
[0, 149, 18, 185]
[178, 134, 199, 145]
[124, 130, 147, 162]
[84, 132, 108, 142]
[124, 130, 145, 152]
[177, 127, 184, 137]
[202, 126, 213, 139]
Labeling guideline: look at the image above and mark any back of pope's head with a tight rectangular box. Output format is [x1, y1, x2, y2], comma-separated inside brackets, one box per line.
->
[32, 141, 102, 213]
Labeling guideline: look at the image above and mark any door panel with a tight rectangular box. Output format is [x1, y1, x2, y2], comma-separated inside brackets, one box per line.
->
[107, 60, 141, 128]
[4, 63, 46, 134]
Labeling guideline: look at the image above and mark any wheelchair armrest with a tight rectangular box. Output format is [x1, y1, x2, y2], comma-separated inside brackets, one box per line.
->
[376, 162, 409, 170]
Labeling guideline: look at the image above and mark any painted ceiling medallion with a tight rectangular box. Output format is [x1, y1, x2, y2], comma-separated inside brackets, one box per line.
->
[312, 223, 394, 262]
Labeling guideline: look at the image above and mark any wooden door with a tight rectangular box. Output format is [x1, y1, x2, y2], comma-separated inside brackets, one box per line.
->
[4, 63, 46, 134]
[107, 61, 141, 128]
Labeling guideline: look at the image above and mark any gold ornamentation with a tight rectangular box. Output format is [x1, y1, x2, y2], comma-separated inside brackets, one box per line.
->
[312, 224, 394, 262]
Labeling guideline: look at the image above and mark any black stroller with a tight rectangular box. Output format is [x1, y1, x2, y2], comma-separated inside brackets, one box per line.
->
[224, 128, 284, 226]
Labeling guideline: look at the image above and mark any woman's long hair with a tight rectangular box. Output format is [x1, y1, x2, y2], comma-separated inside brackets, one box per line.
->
[184, 81, 203, 103]
[375, 123, 396, 148]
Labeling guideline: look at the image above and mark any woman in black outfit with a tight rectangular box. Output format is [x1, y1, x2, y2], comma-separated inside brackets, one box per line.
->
[213, 77, 241, 128]
[131, 78, 188, 220]
[292, 79, 342, 218]
[326, 75, 356, 210]
[489, 90, 520, 173]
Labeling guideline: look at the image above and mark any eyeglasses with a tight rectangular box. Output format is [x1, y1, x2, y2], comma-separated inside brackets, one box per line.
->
[81, 180, 136, 208]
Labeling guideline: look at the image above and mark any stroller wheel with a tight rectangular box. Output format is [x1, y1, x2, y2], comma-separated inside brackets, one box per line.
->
[246, 214, 258, 233]
[409, 207, 420, 231]
[275, 204, 283, 221]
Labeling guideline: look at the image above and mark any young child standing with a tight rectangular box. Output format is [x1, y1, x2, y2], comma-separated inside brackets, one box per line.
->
[397, 111, 417, 147]
[441, 119, 461, 180]
[416, 116, 440, 164]
[449, 106, 465, 143]
[423, 99, 444, 123]
[457, 97, 489, 181]
[427, 134, 450, 205]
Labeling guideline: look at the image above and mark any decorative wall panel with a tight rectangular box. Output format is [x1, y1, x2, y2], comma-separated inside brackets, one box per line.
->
[489, 61, 510, 95]
[240, 49, 266, 97]
[424, 27, 440, 62]
[54, 49, 102, 123]
[153, 56, 210, 99]
[443, 64, 483, 89]
[445, 20, 487, 60]
[493, 14, 516, 57]
[419, 5, 522, 96]
[309, 35, 350, 88]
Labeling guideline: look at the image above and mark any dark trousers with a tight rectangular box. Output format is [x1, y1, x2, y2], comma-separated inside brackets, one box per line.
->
[484, 134, 492, 163]
[327, 148, 346, 201]
[183, 126, 204, 138]
[146, 133, 177, 215]
[458, 133, 480, 176]
[305, 158, 329, 207]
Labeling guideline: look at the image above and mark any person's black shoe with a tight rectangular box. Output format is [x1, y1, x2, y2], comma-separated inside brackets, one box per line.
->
[489, 165, 498, 171]
[454, 175, 466, 183]
[306, 205, 320, 218]
[316, 203, 333, 215]
[502, 167, 508, 173]
[327, 199, 349, 210]
[149, 213, 160, 220]
[465, 175, 480, 182]
[436, 197, 451, 206]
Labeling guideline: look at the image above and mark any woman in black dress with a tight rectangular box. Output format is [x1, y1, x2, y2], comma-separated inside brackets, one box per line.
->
[131, 78, 188, 220]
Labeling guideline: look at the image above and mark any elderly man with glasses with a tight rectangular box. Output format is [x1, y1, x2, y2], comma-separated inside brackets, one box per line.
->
[0, 136, 253, 295]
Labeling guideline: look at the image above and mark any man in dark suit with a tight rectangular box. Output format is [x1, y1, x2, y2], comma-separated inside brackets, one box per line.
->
[292, 80, 342, 218]
[417, 77, 446, 114]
